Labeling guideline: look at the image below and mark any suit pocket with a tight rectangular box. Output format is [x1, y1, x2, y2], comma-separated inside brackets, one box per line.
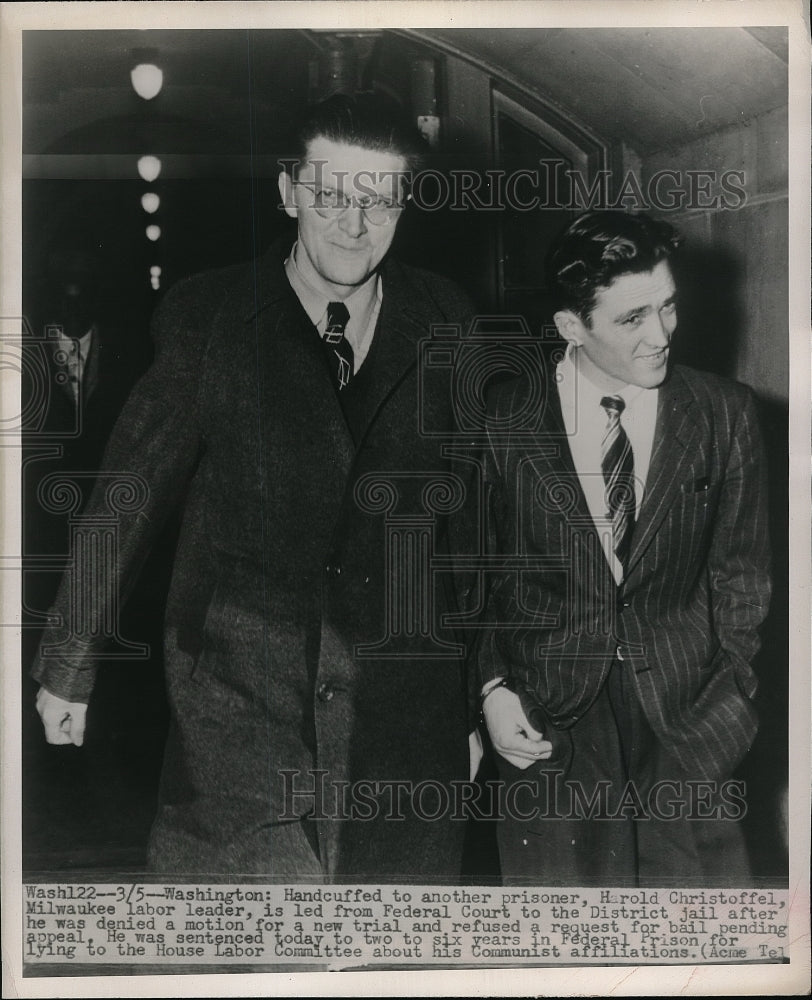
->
[188, 652, 244, 706]
[669, 480, 721, 552]
[678, 474, 720, 507]
[511, 680, 575, 777]
[729, 654, 758, 701]
[187, 643, 260, 715]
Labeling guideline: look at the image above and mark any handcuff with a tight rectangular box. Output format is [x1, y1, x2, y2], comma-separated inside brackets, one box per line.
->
[480, 675, 574, 773]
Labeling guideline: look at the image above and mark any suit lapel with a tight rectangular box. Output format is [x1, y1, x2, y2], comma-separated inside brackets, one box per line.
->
[82, 327, 100, 401]
[625, 366, 699, 576]
[510, 365, 700, 586]
[523, 373, 608, 559]
[46, 337, 82, 413]
[524, 373, 583, 488]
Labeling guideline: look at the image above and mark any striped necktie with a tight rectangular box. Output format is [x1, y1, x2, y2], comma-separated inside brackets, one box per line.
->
[600, 394, 635, 574]
[323, 301, 354, 390]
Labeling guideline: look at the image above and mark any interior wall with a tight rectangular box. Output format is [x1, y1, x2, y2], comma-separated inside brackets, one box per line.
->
[441, 52, 498, 305]
[638, 109, 789, 879]
[404, 37, 789, 415]
[641, 106, 789, 406]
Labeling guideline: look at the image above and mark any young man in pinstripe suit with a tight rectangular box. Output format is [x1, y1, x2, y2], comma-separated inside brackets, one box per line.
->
[477, 211, 771, 886]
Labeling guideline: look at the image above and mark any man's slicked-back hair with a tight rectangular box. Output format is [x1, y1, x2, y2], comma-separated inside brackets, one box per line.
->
[547, 210, 682, 322]
[287, 91, 429, 175]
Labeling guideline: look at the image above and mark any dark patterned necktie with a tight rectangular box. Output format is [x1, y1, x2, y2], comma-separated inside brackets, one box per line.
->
[323, 301, 354, 390]
[600, 394, 635, 574]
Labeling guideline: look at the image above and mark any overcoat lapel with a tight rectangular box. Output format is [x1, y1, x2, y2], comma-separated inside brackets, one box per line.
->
[351, 273, 425, 448]
[244, 250, 355, 476]
[625, 366, 699, 577]
[246, 248, 424, 462]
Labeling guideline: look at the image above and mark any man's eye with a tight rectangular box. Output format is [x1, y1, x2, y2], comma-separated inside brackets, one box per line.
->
[358, 196, 390, 210]
[316, 188, 342, 206]
[623, 315, 644, 327]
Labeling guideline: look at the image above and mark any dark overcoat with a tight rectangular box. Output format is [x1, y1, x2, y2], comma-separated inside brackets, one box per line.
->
[23, 319, 153, 637]
[32, 242, 476, 880]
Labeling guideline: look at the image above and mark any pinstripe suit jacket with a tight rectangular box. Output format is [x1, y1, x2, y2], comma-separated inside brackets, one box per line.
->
[477, 361, 771, 782]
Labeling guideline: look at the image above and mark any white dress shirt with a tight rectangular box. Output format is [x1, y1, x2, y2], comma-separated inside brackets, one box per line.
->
[556, 344, 659, 584]
[284, 243, 382, 373]
[53, 326, 94, 401]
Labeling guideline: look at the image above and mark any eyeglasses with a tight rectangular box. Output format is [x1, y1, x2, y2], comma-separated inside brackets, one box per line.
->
[293, 182, 406, 226]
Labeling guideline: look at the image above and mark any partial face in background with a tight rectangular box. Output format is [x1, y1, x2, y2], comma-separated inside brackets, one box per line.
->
[43, 248, 102, 340]
[554, 260, 678, 391]
[278, 136, 408, 299]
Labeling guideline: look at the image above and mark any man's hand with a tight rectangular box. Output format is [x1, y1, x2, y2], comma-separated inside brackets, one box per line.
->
[483, 686, 552, 769]
[36, 686, 87, 746]
[469, 728, 484, 781]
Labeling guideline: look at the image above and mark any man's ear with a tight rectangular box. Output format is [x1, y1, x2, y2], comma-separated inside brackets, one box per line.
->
[553, 309, 586, 348]
[278, 171, 298, 219]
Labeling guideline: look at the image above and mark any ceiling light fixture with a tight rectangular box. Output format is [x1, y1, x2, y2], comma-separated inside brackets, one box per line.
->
[131, 63, 163, 101]
[141, 192, 160, 214]
[137, 156, 161, 182]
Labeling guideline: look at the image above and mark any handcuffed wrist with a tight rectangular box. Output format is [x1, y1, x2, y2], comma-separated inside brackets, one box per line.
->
[480, 676, 510, 708]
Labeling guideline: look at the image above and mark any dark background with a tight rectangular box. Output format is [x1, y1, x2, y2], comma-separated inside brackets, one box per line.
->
[20, 27, 789, 883]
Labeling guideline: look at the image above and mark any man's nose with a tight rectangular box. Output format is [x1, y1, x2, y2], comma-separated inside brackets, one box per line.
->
[338, 205, 367, 238]
[647, 311, 674, 346]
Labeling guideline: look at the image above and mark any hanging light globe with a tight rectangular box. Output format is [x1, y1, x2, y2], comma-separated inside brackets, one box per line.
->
[137, 156, 161, 183]
[131, 63, 163, 101]
[141, 192, 160, 214]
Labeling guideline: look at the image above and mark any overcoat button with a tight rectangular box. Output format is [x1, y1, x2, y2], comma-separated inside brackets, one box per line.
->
[317, 683, 335, 702]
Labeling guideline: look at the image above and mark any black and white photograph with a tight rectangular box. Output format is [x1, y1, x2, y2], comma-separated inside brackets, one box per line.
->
[1, 1, 809, 995]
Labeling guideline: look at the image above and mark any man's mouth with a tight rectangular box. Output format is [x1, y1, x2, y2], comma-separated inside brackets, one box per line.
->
[329, 242, 366, 253]
[637, 348, 668, 364]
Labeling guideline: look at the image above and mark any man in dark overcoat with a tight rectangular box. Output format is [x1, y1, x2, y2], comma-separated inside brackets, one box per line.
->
[32, 94, 476, 880]
[476, 211, 771, 886]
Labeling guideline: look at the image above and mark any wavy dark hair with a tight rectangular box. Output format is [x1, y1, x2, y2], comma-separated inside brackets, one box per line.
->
[285, 92, 428, 176]
[547, 211, 683, 322]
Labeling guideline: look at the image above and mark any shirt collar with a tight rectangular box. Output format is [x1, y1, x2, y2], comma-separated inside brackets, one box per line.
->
[558, 343, 647, 414]
[54, 324, 94, 358]
[284, 241, 380, 329]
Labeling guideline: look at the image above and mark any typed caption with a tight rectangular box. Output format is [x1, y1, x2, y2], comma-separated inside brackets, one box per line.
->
[24, 883, 788, 968]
